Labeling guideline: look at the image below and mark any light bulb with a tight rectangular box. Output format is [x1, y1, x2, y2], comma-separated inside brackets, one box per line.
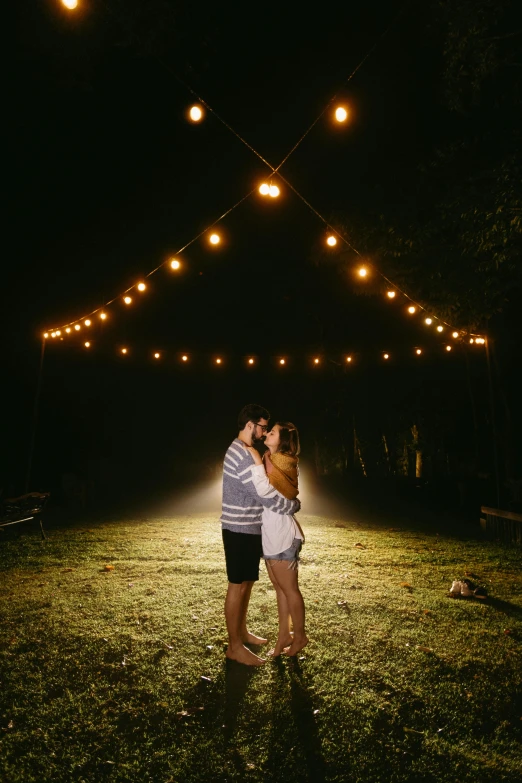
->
[314, 358, 320, 364]
[170, 258, 181, 270]
[408, 306, 416, 314]
[44, 332, 49, 339]
[84, 342, 90, 348]
[425, 318, 433, 325]
[216, 358, 222, 364]
[446, 346, 452, 352]
[416, 349, 422, 355]
[85, 319, 91, 327]
[189, 105, 203, 122]
[137, 283, 146, 292]
[346, 356, 352, 363]
[279, 358, 285, 365]
[154, 352, 160, 359]
[248, 358, 254, 365]
[100, 312, 107, 320]
[124, 296, 132, 305]
[452, 331, 458, 338]
[335, 106, 348, 122]
[62, 0, 78, 9]
[269, 185, 280, 198]
[387, 291, 396, 299]
[74, 324, 81, 331]
[437, 325, 443, 332]
[259, 183, 270, 196]
[181, 355, 188, 362]
[358, 267, 368, 278]
[209, 233, 220, 245]
[383, 353, 390, 360]
[121, 348, 127, 354]
[65, 328, 71, 333]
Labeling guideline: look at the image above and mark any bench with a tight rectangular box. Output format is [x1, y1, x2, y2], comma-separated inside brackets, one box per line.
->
[480, 506, 522, 546]
[0, 492, 50, 540]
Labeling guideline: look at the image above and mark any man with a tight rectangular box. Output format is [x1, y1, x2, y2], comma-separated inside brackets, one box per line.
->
[221, 404, 301, 665]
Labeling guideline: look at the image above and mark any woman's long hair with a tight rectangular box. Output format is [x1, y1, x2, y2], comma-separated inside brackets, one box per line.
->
[275, 421, 300, 457]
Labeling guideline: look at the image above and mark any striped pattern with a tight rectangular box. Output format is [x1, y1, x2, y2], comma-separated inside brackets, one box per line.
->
[220, 439, 300, 530]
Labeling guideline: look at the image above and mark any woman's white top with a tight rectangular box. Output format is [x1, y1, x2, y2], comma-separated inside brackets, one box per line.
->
[250, 464, 302, 556]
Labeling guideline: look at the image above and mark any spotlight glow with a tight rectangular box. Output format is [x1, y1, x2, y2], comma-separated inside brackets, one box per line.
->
[335, 106, 348, 122]
[74, 324, 81, 331]
[209, 233, 220, 245]
[189, 105, 203, 122]
[326, 235, 337, 247]
[137, 283, 146, 292]
[124, 296, 132, 304]
[170, 258, 181, 270]
[259, 183, 270, 196]
[268, 185, 280, 198]
[62, 0, 78, 9]
[408, 306, 416, 314]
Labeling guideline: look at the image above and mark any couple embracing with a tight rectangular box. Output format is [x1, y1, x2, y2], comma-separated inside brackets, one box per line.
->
[221, 403, 308, 666]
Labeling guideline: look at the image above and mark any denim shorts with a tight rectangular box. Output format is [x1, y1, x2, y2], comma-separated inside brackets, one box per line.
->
[263, 537, 302, 565]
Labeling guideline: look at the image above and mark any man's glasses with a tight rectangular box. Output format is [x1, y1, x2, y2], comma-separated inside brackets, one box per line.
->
[253, 422, 268, 432]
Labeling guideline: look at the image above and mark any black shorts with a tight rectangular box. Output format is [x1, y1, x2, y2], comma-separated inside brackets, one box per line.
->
[222, 529, 262, 584]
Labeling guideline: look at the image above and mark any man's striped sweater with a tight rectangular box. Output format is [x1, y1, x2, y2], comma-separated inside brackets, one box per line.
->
[220, 439, 300, 534]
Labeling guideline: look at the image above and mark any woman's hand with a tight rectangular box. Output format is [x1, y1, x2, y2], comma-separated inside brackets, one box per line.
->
[244, 445, 263, 466]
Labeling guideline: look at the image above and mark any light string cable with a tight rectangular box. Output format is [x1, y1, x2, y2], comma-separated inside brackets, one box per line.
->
[272, 0, 412, 176]
[47, 186, 257, 331]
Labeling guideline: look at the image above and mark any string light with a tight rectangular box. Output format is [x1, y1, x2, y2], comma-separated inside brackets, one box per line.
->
[215, 357, 222, 364]
[469, 338, 474, 344]
[137, 283, 146, 292]
[84, 319, 91, 327]
[84, 341, 90, 348]
[357, 267, 368, 278]
[269, 185, 280, 198]
[279, 358, 286, 365]
[452, 331, 459, 338]
[383, 353, 390, 360]
[476, 337, 485, 344]
[74, 324, 81, 331]
[436, 325, 443, 332]
[66, 327, 71, 333]
[407, 306, 416, 314]
[121, 348, 128, 354]
[188, 105, 203, 122]
[124, 296, 132, 305]
[61, 0, 78, 9]
[335, 106, 348, 122]
[209, 233, 220, 245]
[416, 348, 422, 355]
[313, 357, 320, 364]
[259, 183, 270, 195]
[248, 358, 255, 365]
[44, 333, 49, 339]
[170, 258, 181, 270]
[56, 331, 61, 336]
[446, 346, 452, 352]
[100, 312, 107, 320]
[346, 356, 352, 363]
[326, 235, 337, 247]
[424, 318, 433, 325]
[387, 291, 396, 299]
[181, 355, 188, 362]
[154, 352, 160, 359]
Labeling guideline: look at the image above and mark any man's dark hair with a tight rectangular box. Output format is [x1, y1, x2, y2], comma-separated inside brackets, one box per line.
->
[237, 404, 270, 431]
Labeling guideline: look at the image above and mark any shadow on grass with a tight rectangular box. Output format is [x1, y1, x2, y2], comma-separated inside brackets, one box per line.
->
[486, 597, 522, 621]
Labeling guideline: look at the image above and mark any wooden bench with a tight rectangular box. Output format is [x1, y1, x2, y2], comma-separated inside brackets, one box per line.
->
[0, 492, 50, 540]
[480, 506, 522, 545]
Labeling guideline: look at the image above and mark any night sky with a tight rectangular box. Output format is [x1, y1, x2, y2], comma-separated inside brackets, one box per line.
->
[4, 0, 520, 505]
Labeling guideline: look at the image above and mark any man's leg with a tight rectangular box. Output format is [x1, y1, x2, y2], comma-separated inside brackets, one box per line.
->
[225, 581, 266, 665]
[238, 580, 267, 646]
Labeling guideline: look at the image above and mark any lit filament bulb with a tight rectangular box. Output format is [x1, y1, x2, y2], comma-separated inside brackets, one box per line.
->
[124, 296, 132, 305]
[259, 183, 270, 196]
[446, 346, 452, 352]
[170, 258, 181, 270]
[269, 185, 280, 198]
[357, 267, 368, 278]
[84, 319, 91, 327]
[416, 348, 422, 355]
[215, 358, 222, 364]
[383, 353, 390, 360]
[84, 341, 90, 348]
[56, 331, 61, 336]
[408, 306, 416, 314]
[452, 331, 458, 338]
[346, 356, 352, 363]
[121, 348, 127, 354]
[62, 0, 78, 9]
[387, 291, 396, 299]
[335, 106, 348, 122]
[137, 283, 146, 292]
[437, 325, 443, 332]
[181, 355, 188, 362]
[189, 105, 203, 122]
[100, 312, 107, 320]
[154, 352, 160, 359]
[65, 328, 71, 333]
[248, 358, 254, 365]
[74, 324, 81, 331]
[279, 358, 285, 365]
[425, 318, 433, 325]
[43, 332, 49, 339]
[314, 358, 320, 364]
[209, 233, 220, 245]
[326, 235, 337, 247]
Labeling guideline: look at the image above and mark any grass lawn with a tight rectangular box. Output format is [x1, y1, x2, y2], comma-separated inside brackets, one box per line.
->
[1, 508, 521, 783]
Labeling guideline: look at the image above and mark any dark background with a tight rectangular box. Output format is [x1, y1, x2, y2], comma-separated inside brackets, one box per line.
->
[4, 0, 521, 515]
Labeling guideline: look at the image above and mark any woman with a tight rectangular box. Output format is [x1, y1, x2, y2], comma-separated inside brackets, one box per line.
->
[245, 422, 308, 657]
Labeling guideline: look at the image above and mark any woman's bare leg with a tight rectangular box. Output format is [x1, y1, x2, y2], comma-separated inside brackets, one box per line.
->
[267, 560, 308, 656]
[265, 560, 293, 656]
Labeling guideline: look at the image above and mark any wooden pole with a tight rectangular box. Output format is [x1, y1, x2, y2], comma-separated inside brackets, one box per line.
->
[25, 338, 46, 493]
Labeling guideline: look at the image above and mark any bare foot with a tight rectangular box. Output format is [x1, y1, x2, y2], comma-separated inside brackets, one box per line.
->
[268, 633, 294, 658]
[283, 636, 309, 657]
[226, 644, 266, 666]
[242, 632, 268, 646]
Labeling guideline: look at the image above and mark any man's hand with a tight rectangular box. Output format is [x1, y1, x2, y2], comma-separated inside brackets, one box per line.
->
[244, 445, 263, 466]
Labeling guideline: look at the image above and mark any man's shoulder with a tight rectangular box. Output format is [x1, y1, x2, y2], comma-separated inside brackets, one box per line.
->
[225, 439, 253, 463]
